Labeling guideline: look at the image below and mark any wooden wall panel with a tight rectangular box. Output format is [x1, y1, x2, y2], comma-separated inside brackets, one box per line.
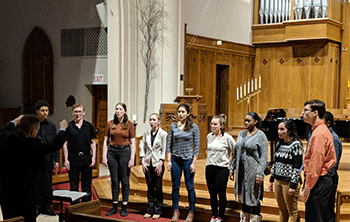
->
[275, 46, 292, 108]
[185, 49, 200, 91]
[330, 43, 340, 108]
[259, 47, 273, 113]
[229, 55, 244, 126]
[199, 50, 216, 116]
[255, 40, 340, 116]
[340, 2, 350, 109]
[185, 34, 255, 128]
[309, 44, 328, 102]
[328, 0, 342, 22]
[291, 45, 312, 108]
[185, 33, 341, 129]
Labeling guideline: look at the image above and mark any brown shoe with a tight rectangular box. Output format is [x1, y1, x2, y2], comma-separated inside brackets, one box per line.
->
[171, 210, 179, 222]
[184, 211, 194, 222]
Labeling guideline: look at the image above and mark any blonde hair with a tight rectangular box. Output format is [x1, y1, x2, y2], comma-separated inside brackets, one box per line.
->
[149, 113, 161, 120]
[72, 103, 85, 111]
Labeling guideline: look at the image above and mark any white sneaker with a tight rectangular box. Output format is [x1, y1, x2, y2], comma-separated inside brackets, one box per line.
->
[144, 213, 152, 218]
[210, 216, 216, 222]
[216, 217, 222, 222]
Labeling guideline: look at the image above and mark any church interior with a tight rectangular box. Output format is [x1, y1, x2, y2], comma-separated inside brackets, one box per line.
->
[0, 0, 350, 221]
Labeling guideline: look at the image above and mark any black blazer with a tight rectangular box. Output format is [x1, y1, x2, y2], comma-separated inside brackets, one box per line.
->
[0, 121, 68, 205]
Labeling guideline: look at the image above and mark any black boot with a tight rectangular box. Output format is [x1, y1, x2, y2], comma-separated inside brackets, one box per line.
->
[120, 204, 128, 217]
[106, 203, 118, 216]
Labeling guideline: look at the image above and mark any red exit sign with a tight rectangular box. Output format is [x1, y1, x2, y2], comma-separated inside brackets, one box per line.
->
[93, 74, 104, 84]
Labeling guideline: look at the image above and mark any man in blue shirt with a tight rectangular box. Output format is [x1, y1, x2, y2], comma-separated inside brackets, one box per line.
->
[323, 111, 343, 222]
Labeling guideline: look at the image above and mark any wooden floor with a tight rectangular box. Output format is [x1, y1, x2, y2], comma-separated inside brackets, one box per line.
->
[93, 141, 350, 222]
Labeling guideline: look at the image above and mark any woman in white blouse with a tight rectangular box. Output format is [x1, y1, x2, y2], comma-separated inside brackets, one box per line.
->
[139, 113, 168, 220]
[206, 114, 236, 222]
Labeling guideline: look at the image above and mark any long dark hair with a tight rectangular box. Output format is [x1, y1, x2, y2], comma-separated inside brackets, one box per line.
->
[177, 104, 193, 132]
[279, 119, 299, 141]
[113, 102, 129, 130]
[247, 112, 262, 128]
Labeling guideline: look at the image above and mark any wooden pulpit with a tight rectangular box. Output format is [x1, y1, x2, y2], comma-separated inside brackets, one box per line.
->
[160, 95, 208, 159]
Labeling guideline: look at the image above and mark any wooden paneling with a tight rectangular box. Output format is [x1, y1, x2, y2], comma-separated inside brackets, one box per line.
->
[252, 19, 342, 44]
[185, 34, 255, 129]
[285, 19, 342, 43]
[328, 0, 343, 22]
[199, 50, 216, 116]
[252, 24, 286, 44]
[255, 40, 340, 113]
[341, 2, 350, 109]
[259, 46, 273, 113]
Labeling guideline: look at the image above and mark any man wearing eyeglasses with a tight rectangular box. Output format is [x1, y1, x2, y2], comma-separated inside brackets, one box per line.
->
[63, 104, 96, 202]
[300, 99, 336, 222]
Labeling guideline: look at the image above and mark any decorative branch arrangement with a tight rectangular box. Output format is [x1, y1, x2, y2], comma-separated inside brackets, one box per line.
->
[137, 0, 165, 123]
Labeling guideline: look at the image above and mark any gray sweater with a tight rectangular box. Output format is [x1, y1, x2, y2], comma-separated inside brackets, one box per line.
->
[166, 122, 200, 160]
[230, 129, 268, 206]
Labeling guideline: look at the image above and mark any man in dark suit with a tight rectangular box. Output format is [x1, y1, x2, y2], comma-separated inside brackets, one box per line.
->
[34, 100, 60, 216]
[0, 115, 68, 222]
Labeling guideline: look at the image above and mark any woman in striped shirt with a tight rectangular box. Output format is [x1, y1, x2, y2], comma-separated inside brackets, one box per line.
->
[166, 104, 200, 222]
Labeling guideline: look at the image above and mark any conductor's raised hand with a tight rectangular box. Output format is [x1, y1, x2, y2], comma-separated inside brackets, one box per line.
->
[13, 115, 24, 126]
[60, 119, 68, 129]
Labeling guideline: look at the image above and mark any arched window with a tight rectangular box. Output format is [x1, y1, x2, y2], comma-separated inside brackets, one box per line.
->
[23, 27, 54, 114]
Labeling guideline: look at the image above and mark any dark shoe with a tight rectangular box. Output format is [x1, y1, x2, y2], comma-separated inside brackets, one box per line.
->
[120, 205, 128, 217]
[106, 207, 118, 216]
[41, 208, 57, 216]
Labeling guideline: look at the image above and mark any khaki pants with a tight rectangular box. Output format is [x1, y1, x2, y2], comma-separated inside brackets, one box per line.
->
[274, 179, 300, 222]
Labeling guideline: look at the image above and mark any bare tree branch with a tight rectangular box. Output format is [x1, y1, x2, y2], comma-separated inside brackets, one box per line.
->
[136, 0, 165, 123]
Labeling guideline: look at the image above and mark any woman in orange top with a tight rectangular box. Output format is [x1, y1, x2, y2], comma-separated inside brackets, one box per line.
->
[102, 102, 136, 217]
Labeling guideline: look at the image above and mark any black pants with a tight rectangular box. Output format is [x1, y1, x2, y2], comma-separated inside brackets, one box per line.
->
[68, 153, 92, 202]
[305, 174, 333, 222]
[329, 173, 339, 222]
[107, 145, 131, 202]
[242, 203, 261, 215]
[37, 154, 55, 211]
[206, 165, 229, 218]
[145, 164, 164, 215]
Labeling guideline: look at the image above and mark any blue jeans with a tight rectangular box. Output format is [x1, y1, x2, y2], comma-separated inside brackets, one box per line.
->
[171, 156, 196, 212]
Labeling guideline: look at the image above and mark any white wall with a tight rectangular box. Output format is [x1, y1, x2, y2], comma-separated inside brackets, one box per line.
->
[0, 0, 254, 135]
[181, 0, 254, 45]
[107, 0, 254, 136]
[0, 0, 106, 127]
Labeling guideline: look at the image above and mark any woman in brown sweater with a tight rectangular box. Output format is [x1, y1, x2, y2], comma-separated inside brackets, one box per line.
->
[102, 102, 136, 217]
